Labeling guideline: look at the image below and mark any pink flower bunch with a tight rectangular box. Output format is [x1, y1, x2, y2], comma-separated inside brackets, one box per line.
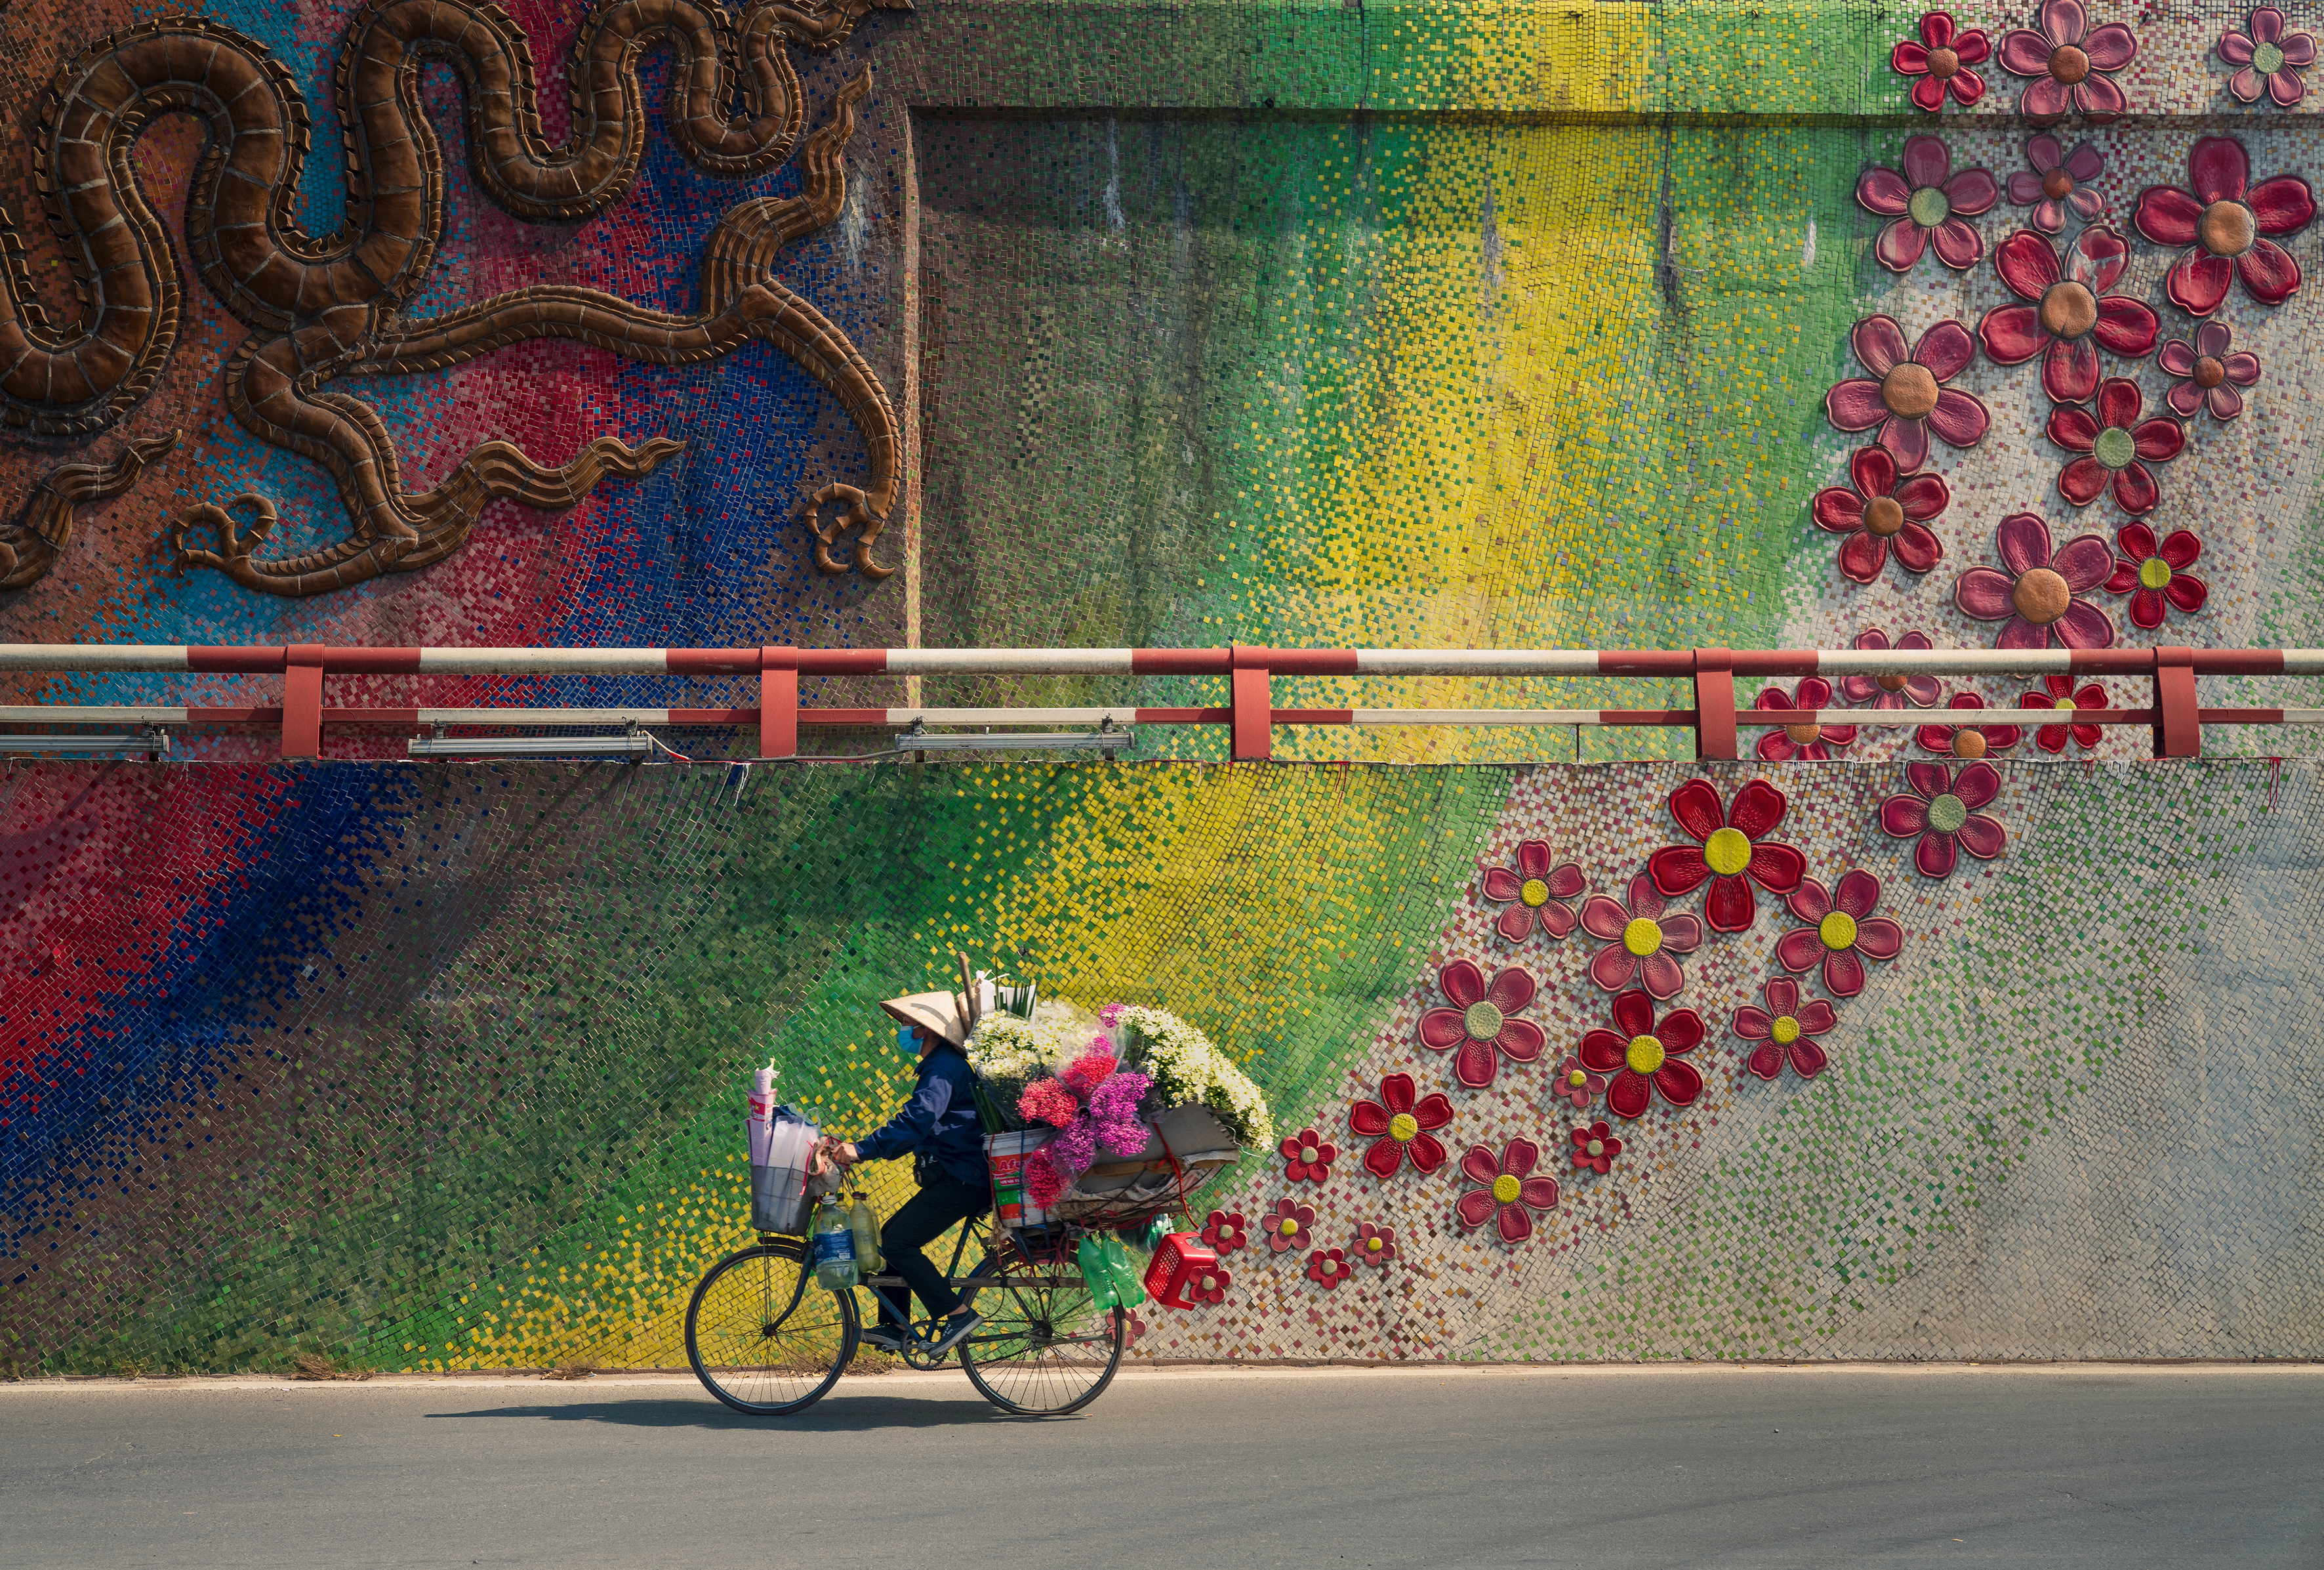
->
[1021, 1053, 1153, 1206]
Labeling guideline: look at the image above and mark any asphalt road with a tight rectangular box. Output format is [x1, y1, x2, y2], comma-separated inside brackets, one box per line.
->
[4, 1364, 2320, 1569]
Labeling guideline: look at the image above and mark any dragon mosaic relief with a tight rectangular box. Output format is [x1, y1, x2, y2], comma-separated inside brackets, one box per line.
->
[0, 0, 905, 597]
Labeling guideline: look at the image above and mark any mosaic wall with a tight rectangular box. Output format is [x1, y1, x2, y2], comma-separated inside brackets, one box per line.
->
[2, 757, 2317, 1372]
[5, 0, 2324, 1369]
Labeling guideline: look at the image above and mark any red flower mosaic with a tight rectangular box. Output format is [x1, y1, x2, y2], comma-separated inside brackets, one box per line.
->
[1893, 10, 1991, 110]
[1349, 1071, 1453, 1179]
[1188, 1266, 1230, 1306]
[2047, 379, 2184, 516]
[1840, 627, 1942, 711]
[1200, 1208, 1248, 1254]
[1647, 777, 1807, 934]
[2007, 134, 2106, 233]
[1881, 762, 2008, 878]
[1955, 513, 2117, 651]
[1307, 1248, 1352, 1290]
[1419, 959, 1547, 1088]
[1579, 989, 1707, 1119]
[2134, 137, 2316, 315]
[1734, 977, 1839, 1083]
[1570, 1121, 1623, 1175]
[1279, 1126, 1338, 1184]
[1549, 1056, 1606, 1111]
[1812, 447, 1947, 583]
[2106, 524, 2208, 632]
[2161, 321, 2261, 423]
[1454, 1138, 1560, 1244]
[1978, 227, 2156, 406]
[2018, 673, 2110, 753]
[1580, 873, 1703, 999]
[1917, 693, 2023, 760]
[1999, 0, 2138, 123]
[1776, 869, 1904, 998]
[2220, 8, 2316, 106]
[1353, 1222, 1398, 1270]
[1480, 838, 1585, 943]
[1264, 1197, 1315, 1254]
[1858, 136, 1999, 272]
[1752, 678, 1858, 763]
[1824, 315, 1989, 476]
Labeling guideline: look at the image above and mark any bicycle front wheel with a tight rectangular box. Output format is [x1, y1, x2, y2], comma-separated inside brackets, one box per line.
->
[956, 1249, 1124, 1416]
[685, 1241, 858, 1416]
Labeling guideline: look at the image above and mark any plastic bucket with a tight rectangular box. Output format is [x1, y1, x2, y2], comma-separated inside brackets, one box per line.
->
[751, 1162, 813, 1235]
[985, 1128, 1055, 1230]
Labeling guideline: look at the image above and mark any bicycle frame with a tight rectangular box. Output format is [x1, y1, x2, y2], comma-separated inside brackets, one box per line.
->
[848, 1213, 1099, 1371]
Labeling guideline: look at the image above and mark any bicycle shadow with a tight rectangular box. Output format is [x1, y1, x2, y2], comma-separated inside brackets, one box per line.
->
[422, 1388, 1085, 1432]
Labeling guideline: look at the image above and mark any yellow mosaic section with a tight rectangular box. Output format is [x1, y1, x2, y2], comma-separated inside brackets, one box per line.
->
[412, 764, 1500, 1369]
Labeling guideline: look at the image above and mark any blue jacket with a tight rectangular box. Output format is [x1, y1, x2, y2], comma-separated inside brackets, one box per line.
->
[855, 1044, 990, 1190]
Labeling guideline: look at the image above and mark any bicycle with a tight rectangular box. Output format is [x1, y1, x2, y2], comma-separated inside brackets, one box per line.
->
[684, 1211, 1125, 1418]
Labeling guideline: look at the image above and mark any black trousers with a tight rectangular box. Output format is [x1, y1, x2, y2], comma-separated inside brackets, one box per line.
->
[877, 1174, 990, 1328]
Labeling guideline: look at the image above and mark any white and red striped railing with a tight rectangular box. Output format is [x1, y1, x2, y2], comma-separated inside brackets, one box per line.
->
[0, 643, 2315, 760]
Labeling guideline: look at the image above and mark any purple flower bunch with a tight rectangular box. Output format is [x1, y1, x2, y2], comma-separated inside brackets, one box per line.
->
[1020, 1044, 1154, 1206]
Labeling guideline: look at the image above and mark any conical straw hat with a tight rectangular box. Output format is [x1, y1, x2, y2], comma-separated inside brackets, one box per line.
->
[881, 989, 969, 1046]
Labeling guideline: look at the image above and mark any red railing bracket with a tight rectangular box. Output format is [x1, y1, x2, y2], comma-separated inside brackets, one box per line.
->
[1231, 644, 1272, 760]
[1694, 648, 1736, 762]
[759, 646, 798, 759]
[2153, 645, 2199, 758]
[281, 643, 326, 760]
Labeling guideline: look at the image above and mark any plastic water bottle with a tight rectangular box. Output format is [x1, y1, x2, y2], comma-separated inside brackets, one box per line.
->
[811, 1195, 858, 1291]
[848, 1192, 882, 1274]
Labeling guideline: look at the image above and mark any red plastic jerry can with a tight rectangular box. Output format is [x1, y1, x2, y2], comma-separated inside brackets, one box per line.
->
[1143, 1231, 1218, 1309]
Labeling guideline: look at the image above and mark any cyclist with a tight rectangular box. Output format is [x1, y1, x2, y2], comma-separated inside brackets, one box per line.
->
[822, 989, 989, 1356]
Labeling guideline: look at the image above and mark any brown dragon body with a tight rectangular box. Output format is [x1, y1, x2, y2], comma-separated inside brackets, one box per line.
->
[0, 0, 903, 597]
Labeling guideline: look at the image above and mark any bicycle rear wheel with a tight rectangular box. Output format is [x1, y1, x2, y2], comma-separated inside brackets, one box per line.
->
[956, 1248, 1124, 1416]
[685, 1240, 857, 1416]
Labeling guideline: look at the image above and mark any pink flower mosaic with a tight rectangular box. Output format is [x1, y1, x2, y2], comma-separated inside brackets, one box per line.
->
[1977, 227, 2155, 405]
[1479, 838, 1584, 943]
[2007, 134, 2106, 233]
[1264, 1198, 1315, 1254]
[2218, 7, 2315, 106]
[1453, 1138, 1560, 1244]
[2161, 322, 2261, 423]
[1776, 869, 1904, 998]
[1570, 1120, 1623, 1175]
[2018, 674, 2110, 753]
[1841, 628, 1942, 711]
[1307, 1248, 1352, 1290]
[2047, 379, 2183, 516]
[1578, 989, 1707, 1119]
[1549, 1056, 1606, 1111]
[1825, 315, 1989, 473]
[1752, 679, 1858, 764]
[2134, 138, 2315, 315]
[1812, 447, 1947, 583]
[1280, 1126, 1337, 1184]
[1734, 978, 1839, 1083]
[1580, 873, 1703, 999]
[1858, 136, 1998, 272]
[1647, 778, 1807, 934]
[1419, 961, 1547, 1088]
[1349, 1072, 1453, 1179]
[1999, 0, 2138, 123]
[1881, 762, 2009, 878]
[1955, 513, 2117, 651]
[1892, 11, 1991, 110]
[2106, 524, 2208, 632]
[1353, 1222, 1397, 1270]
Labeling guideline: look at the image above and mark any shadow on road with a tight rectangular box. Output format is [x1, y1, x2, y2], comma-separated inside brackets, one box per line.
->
[423, 1392, 1077, 1432]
